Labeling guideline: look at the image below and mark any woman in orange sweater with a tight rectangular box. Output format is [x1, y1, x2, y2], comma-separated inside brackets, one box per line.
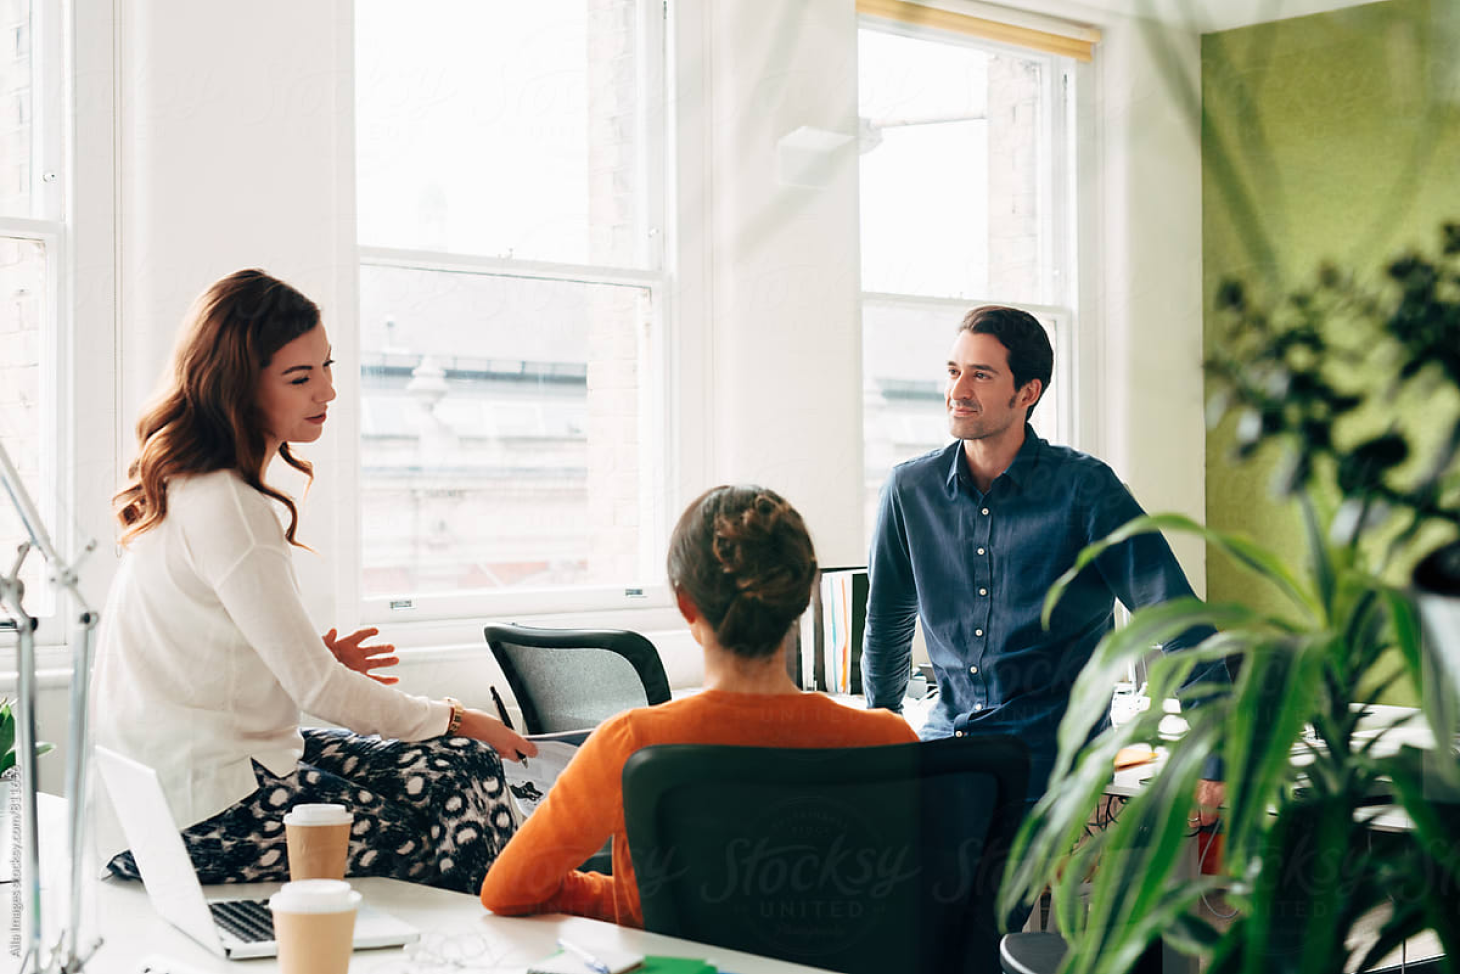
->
[480, 485, 918, 927]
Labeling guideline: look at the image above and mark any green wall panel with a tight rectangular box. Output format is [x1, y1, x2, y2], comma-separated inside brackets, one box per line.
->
[1201, 0, 1460, 704]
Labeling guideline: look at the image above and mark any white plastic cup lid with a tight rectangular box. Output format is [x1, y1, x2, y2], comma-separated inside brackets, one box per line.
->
[283, 803, 352, 827]
[269, 879, 361, 914]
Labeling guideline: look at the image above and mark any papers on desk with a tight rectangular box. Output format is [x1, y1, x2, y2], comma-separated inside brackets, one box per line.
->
[529, 944, 646, 973]
[135, 954, 217, 974]
[504, 729, 590, 819]
[528, 949, 717, 974]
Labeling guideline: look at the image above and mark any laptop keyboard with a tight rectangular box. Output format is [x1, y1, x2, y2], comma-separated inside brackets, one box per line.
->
[209, 899, 276, 943]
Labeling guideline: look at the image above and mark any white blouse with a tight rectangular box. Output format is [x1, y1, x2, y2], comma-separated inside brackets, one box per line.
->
[91, 469, 448, 842]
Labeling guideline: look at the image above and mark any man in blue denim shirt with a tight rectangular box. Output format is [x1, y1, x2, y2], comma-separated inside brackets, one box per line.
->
[863, 306, 1226, 814]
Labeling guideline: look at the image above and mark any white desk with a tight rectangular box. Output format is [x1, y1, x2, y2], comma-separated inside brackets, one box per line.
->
[22, 794, 830, 974]
[61, 875, 837, 974]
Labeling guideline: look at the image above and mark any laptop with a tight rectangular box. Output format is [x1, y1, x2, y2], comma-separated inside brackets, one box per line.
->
[95, 746, 421, 960]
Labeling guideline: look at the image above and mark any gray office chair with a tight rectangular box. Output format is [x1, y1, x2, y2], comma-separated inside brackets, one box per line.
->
[624, 736, 1030, 974]
[483, 623, 672, 735]
[485, 623, 671, 876]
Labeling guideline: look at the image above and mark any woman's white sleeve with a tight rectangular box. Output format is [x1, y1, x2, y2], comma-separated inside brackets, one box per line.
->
[181, 480, 450, 740]
[214, 546, 449, 740]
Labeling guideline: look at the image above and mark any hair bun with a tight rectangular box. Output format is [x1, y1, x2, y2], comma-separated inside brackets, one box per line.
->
[667, 485, 818, 658]
[712, 491, 786, 575]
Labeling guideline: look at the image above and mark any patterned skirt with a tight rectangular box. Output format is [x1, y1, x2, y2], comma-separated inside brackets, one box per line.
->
[106, 727, 519, 894]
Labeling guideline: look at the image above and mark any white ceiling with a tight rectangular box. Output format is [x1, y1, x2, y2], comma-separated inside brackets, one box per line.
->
[1065, 0, 1382, 33]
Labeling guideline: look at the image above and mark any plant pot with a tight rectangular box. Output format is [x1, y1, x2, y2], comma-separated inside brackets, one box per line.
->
[1413, 541, 1460, 770]
[1, 771, 15, 884]
[1415, 540, 1460, 596]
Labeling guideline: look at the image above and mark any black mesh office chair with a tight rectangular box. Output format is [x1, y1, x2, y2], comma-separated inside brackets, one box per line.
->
[623, 736, 1030, 974]
[482, 623, 672, 734]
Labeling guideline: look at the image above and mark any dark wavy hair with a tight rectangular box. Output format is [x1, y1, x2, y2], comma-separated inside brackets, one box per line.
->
[960, 305, 1053, 417]
[666, 485, 819, 659]
[114, 269, 321, 546]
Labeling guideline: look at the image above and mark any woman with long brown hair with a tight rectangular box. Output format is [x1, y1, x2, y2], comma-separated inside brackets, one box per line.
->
[93, 269, 536, 893]
[479, 484, 917, 926]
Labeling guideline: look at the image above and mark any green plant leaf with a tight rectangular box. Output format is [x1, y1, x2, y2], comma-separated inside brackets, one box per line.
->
[1050, 600, 1252, 783]
[1161, 910, 1224, 956]
[1057, 720, 1224, 974]
[1348, 882, 1429, 974]
[1385, 750, 1460, 961]
[1402, 589, 1460, 773]
[1002, 724, 1142, 920]
[1299, 494, 1336, 618]
[1042, 514, 1318, 630]
[1017, 481, 1460, 974]
[0, 697, 53, 776]
[0, 701, 13, 764]
[1234, 797, 1356, 974]
[1221, 635, 1326, 875]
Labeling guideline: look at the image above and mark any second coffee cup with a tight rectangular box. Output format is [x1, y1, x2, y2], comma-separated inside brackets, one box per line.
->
[269, 879, 360, 974]
[283, 803, 353, 882]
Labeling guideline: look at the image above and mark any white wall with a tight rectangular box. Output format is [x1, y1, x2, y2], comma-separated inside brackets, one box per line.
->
[114, 0, 358, 631]
[12, 0, 1212, 794]
[701, 0, 866, 569]
[1081, 14, 1209, 590]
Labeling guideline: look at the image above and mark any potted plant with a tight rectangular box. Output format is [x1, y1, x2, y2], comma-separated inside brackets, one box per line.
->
[1, 697, 53, 781]
[1, 696, 53, 882]
[999, 222, 1460, 974]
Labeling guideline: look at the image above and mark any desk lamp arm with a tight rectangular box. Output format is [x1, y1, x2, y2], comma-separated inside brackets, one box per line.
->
[0, 440, 102, 973]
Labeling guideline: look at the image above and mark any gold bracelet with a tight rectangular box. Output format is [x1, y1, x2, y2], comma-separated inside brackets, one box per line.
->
[443, 696, 465, 736]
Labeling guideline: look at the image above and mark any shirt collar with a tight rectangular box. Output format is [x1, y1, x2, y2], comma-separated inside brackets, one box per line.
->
[1002, 424, 1044, 490]
[943, 424, 1045, 495]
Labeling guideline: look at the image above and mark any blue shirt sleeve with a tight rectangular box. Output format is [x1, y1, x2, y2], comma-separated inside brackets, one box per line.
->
[1083, 470, 1230, 779]
[862, 473, 918, 713]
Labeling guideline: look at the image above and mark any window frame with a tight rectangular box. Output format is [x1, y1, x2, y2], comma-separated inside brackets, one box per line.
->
[855, 15, 1083, 532]
[350, 0, 678, 626]
[0, 0, 72, 641]
[860, 290, 1074, 423]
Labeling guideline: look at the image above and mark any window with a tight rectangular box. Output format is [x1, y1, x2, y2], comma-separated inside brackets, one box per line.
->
[858, 15, 1077, 543]
[0, 0, 65, 622]
[355, 0, 667, 618]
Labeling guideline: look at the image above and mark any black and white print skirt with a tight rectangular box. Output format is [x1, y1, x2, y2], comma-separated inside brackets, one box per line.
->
[107, 728, 519, 894]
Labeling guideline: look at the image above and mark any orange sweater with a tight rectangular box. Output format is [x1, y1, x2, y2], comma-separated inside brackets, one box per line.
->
[479, 689, 917, 927]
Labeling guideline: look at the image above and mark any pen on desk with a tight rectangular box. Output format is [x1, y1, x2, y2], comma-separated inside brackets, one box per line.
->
[556, 937, 612, 974]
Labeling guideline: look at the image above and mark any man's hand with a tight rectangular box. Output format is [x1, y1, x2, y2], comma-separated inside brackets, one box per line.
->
[323, 627, 401, 685]
[1193, 778, 1224, 828]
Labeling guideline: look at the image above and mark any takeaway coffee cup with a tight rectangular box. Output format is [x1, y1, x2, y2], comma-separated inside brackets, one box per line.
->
[284, 803, 353, 881]
[269, 879, 360, 974]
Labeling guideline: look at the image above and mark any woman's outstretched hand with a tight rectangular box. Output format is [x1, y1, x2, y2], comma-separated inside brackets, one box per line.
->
[323, 627, 401, 685]
[457, 708, 539, 763]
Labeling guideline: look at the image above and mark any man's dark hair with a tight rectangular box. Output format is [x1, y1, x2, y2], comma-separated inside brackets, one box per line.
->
[959, 305, 1053, 418]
